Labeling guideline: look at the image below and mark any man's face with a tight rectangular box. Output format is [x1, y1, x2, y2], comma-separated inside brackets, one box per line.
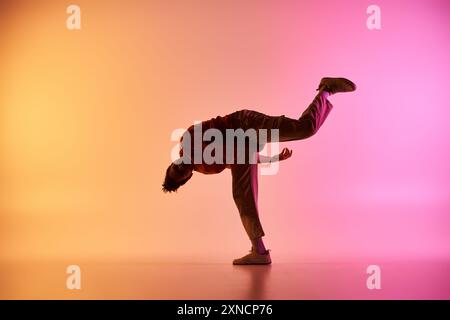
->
[168, 162, 192, 182]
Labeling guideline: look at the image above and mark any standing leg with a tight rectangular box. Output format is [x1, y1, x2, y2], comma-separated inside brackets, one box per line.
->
[231, 161, 272, 265]
[231, 161, 264, 241]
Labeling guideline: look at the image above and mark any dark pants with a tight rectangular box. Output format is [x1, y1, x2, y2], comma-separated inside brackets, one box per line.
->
[229, 93, 333, 239]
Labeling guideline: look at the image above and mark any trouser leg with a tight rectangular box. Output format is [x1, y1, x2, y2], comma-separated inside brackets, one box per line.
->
[277, 92, 333, 142]
[236, 92, 333, 143]
[231, 160, 265, 240]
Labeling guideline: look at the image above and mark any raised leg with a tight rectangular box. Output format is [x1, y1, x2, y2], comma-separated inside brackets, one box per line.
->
[233, 90, 333, 144]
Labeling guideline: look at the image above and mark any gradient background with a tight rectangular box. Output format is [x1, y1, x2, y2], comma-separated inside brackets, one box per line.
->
[1, 0, 450, 298]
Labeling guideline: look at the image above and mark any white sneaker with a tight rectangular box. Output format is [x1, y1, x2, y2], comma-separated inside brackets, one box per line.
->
[232, 247, 272, 265]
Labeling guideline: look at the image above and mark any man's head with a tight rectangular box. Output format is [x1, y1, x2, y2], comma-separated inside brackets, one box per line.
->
[162, 161, 193, 193]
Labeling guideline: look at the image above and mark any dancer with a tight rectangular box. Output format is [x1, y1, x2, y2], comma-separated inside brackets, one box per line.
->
[163, 77, 356, 264]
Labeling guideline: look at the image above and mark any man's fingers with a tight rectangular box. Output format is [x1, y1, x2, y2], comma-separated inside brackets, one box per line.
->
[287, 149, 293, 158]
[278, 147, 293, 160]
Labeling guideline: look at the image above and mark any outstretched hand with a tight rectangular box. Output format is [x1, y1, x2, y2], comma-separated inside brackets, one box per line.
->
[258, 147, 293, 163]
[277, 147, 293, 161]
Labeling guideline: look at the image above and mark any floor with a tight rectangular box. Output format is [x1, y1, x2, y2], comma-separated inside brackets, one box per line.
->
[1, 259, 449, 299]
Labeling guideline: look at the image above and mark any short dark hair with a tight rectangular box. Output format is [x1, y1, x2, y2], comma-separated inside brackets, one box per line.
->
[162, 163, 193, 193]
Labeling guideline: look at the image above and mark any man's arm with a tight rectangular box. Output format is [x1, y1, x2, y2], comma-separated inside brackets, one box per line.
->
[258, 147, 293, 163]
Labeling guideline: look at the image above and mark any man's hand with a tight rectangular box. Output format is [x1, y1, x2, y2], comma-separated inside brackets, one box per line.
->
[275, 147, 293, 161]
[258, 147, 293, 163]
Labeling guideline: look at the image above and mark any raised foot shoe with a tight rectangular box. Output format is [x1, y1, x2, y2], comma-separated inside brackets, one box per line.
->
[232, 248, 272, 265]
[316, 77, 357, 94]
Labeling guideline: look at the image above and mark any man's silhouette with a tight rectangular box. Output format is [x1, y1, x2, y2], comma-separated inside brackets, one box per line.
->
[163, 77, 356, 264]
